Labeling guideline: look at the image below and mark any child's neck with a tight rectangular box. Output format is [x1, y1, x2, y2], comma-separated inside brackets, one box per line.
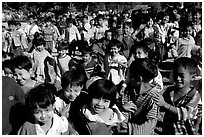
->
[23, 78, 35, 87]
[139, 82, 152, 95]
[176, 86, 192, 96]
[38, 118, 53, 134]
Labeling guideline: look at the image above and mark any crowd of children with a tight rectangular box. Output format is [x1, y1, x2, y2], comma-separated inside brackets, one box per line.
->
[2, 3, 202, 135]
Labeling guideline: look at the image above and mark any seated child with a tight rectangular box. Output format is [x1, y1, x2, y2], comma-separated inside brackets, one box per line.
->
[18, 83, 69, 135]
[159, 57, 201, 135]
[12, 56, 40, 93]
[79, 79, 125, 134]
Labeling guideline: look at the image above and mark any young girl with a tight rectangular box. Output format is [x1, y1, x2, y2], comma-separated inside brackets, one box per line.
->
[79, 79, 125, 134]
[18, 83, 69, 135]
[104, 39, 127, 86]
[25, 37, 52, 83]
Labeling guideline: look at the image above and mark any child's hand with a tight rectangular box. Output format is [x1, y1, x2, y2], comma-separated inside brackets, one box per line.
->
[123, 101, 137, 113]
[159, 94, 166, 107]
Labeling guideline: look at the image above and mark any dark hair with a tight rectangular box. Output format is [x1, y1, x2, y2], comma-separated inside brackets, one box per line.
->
[61, 66, 87, 89]
[132, 41, 149, 55]
[25, 83, 56, 111]
[15, 21, 21, 26]
[3, 59, 13, 70]
[130, 58, 158, 83]
[44, 56, 60, 83]
[66, 18, 74, 25]
[87, 79, 117, 107]
[82, 46, 93, 55]
[7, 20, 16, 26]
[173, 57, 197, 76]
[12, 56, 32, 72]
[57, 41, 69, 51]
[123, 21, 132, 28]
[109, 39, 123, 49]
[33, 37, 45, 47]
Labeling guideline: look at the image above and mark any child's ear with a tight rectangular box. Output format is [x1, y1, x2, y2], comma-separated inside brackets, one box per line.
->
[29, 68, 33, 75]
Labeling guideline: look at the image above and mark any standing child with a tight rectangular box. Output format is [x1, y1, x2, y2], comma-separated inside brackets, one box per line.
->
[78, 79, 125, 134]
[175, 24, 199, 58]
[12, 56, 40, 93]
[18, 83, 69, 135]
[25, 37, 52, 83]
[104, 39, 127, 86]
[56, 41, 71, 76]
[121, 58, 160, 135]
[159, 57, 201, 135]
[82, 46, 99, 79]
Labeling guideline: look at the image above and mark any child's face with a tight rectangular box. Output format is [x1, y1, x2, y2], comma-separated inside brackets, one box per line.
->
[33, 104, 54, 125]
[83, 53, 91, 63]
[98, 18, 103, 26]
[36, 45, 44, 52]
[4, 68, 13, 78]
[183, 26, 192, 38]
[174, 66, 192, 89]
[90, 98, 111, 114]
[134, 48, 148, 59]
[14, 68, 31, 86]
[106, 32, 112, 40]
[63, 85, 83, 101]
[147, 18, 154, 27]
[110, 46, 120, 56]
[124, 25, 131, 34]
[59, 49, 67, 57]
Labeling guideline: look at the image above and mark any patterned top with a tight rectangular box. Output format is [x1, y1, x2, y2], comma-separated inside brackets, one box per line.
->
[162, 86, 201, 135]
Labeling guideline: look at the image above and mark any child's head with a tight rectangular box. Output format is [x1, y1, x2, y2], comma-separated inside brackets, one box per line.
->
[2, 25, 6, 32]
[82, 46, 93, 63]
[58, 41, 68, 57]
[25, 83, 56, 124]
[7, 20, 16, 30]
[109, 39, 122, 56]
[12, 56, 32, 86]
[129, 58, 158, 88]
[61, 67, 87, 101]
[172, 57, 197, 89]
[105, 30, 112, 41]
[132, 42, 149, 59]
[66, 18, 74, 27]
[34, 38, 45, 52]
[97, 15, 104, 26]
[87, 79, 117, 114]
[123, 21, 132, 35]
[182, 23, 193, 38]
[3, 59, 13, 78]
[145, 15, 154, 27]
[15, 21, 21, 30]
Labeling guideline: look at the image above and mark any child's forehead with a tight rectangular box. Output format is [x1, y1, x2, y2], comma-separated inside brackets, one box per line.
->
[34, 104, 53, 110]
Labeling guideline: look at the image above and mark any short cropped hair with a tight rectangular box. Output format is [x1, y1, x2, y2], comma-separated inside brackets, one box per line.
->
[25, 83, 56, 111]
[12, 56, 32, 72]
[61, 66, 87, 89]
[173, 57, 197, 75]
[130, 58, 158, 83]
[87, 79, 117, 107]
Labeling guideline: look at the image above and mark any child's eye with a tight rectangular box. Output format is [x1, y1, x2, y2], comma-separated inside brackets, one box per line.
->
[104, 100, 110, 103]
[34, 111, 40, 114]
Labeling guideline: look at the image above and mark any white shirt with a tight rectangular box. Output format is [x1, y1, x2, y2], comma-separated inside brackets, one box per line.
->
[35, 113, 68, 135]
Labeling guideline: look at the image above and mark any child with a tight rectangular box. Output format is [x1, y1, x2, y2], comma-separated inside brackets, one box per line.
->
[12, 55, 40, 93]
[56, 41, 71, 76]
[94, 15, 109, 40]
[65, 18, 81, 44]
[104, 39, 127, 86]
[2, 59, 13, 78]
[175, 24, 198, 58]
[18, 83, 69, 135]
[126, 41, 163, 92]
[121, 58, 160, 135]
[159, 57, 201, 135]
[25, 37, 52, 82]
[79, 79, 125, 134]
[122, 21, 135, 60]
[82, 46, 99, 79]
[44, 56, 61, 91]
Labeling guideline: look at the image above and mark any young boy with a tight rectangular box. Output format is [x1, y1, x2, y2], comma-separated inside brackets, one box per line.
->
[121, 58, 160, 135]
[54, 66, 88, 133]
[94, 15, 109, 40]
[159, 57, 201, 135]
[82, 46, 99, 79]
[18, 83, 69, 135]
[56, 41, 71, 76]
[12, 55, 40, 93]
